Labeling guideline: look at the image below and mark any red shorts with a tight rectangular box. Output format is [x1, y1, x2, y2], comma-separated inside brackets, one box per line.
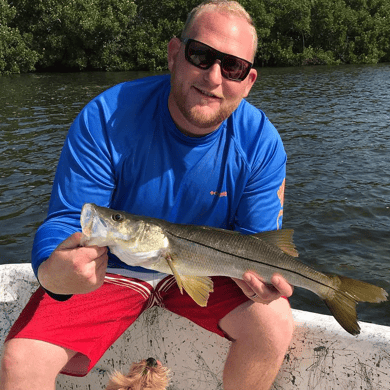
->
[6, 274, 249, 377]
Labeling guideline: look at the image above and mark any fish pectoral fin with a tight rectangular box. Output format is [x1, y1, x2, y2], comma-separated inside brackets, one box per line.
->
[164, 254, 214, 307]
[252, 229, 299, 257]
[180, 276, 214, 307]
[165, 254, 184, 294]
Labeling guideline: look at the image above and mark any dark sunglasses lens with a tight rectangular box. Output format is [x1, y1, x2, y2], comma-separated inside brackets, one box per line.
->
[221, 56, 250, 81]
[187, 41, 215, 68]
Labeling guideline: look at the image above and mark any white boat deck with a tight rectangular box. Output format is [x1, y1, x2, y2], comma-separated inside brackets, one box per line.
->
[1, 264, 389, 389]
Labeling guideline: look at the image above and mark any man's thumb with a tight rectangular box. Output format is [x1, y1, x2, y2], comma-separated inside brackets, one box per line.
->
[56, 232, 83, 250]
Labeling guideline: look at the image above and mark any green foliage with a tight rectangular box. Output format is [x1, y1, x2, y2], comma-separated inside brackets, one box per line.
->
[1, 0, 390, 74]
[0, 0, 39, 74]
[251, 0, 390, 66]
[122, 0, 199, 71]
[264, 0, 312, 66]
[304, 0, 390, 65]
[240, 0, 274, 65]
[9, 0, 137, 71]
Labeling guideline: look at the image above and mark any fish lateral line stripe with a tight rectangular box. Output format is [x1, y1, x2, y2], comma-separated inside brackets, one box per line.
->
[165, 229, 342, 294]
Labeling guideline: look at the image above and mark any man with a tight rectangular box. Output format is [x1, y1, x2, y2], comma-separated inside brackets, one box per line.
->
[0, 1, 294, 389]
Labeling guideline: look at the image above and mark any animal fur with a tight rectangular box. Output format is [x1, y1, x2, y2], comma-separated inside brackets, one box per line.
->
[105, 358, 170, 390]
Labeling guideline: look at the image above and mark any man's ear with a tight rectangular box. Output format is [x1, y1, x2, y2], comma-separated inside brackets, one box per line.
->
[167, 37, 181, 72]
[243, 68, 257, 98]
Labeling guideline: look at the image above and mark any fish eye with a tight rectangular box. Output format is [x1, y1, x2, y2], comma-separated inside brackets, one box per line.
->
[112, 213, 124, 222]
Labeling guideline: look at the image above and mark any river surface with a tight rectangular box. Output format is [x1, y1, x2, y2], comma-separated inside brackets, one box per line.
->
[1, 64, 389, 327]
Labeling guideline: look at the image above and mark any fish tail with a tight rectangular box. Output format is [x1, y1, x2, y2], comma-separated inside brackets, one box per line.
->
[323, 275, 388, 336]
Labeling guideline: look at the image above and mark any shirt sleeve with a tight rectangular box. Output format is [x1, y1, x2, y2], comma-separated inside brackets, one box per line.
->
[31, 99, 116, 277]
[234, 119, 286, 234]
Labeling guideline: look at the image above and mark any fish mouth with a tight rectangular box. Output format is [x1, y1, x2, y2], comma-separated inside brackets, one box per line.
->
[80, 203, 109, 244]
[81, 203, 133, 247]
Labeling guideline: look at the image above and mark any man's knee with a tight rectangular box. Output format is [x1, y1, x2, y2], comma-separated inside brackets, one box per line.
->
[220, 297, 294, 355]
[1, 340, 28, 376]
[253, 299, 294, 359]
[269, 300, 294, 356]
[1, 338, 75, 381]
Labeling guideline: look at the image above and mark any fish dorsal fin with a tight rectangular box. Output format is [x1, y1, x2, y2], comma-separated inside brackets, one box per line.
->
[165, 253, 213, 307]
[252, 229, 299, 257]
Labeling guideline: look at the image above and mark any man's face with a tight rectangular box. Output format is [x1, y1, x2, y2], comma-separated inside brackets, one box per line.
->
[168, 11, 257, 137]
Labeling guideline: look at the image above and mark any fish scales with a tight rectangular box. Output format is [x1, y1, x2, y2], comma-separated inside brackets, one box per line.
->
[158, 226, 332, 295]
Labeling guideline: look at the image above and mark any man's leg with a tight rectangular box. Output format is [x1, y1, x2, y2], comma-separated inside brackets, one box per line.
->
[0, 339, 76, 390]
[161, 276, 293, 389]
[0, 274, 154, 389]
[219, 297, 294, 390]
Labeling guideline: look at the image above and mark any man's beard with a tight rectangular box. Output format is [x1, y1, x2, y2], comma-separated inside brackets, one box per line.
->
[170, 78, 241, 131]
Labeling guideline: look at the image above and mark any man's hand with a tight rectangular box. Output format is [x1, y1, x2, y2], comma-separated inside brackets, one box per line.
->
[233, 271, 293, 304]
[37, 232, 108, 295]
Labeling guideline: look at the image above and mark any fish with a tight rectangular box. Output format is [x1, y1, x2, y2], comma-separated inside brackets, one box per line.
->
[80, 203, 388, 335]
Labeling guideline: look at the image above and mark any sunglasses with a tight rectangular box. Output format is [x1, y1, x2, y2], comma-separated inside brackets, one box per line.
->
[181, 38, 252, 82]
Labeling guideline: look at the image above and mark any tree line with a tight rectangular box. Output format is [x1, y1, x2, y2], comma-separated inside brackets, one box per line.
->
[1, 0, 389, 75]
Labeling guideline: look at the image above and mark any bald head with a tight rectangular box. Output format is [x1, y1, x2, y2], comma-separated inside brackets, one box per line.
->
[181, 0, 258, 62]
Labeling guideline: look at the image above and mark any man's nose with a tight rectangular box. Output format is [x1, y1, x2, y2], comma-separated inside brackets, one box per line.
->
[203, 61, 223, 85]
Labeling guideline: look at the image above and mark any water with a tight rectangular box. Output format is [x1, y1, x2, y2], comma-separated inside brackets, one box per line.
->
[1, 65, 389, 326]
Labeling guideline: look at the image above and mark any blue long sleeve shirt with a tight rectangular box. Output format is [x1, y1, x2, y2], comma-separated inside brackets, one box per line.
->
[32, 74, 287, 278]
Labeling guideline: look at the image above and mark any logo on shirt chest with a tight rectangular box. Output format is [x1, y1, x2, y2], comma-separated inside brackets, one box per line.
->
[210, 190, 228, 197]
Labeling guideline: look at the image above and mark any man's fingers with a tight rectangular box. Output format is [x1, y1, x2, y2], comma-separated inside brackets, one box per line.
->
[57, 232, 108, 262]
[246, 274, 281, 301]
[245, 272, 293, 297]
[271, 274, 294, 298]
[80, 247, 108, 285]
[232, 277, 253, 296]
[90, 245, 108, 259]
[233, 275, 277, 303]
[94, 250, 109, 272]
[79, 249, 108, 287]
[233, 272, 294, 304]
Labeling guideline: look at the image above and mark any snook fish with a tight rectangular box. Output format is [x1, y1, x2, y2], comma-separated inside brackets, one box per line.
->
[80, 203, 388, 335]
